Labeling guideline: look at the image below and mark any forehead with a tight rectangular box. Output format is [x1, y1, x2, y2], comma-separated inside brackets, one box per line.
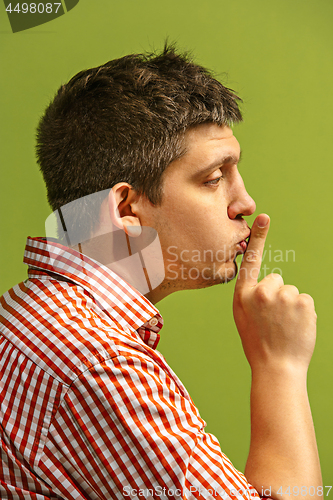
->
[166, 123, 241, 178]
[184, 122, 240, 156]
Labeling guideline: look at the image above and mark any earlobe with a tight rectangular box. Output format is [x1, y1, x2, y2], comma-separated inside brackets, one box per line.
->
[109, 183, 142, 236]
[124, 225, 142, 237]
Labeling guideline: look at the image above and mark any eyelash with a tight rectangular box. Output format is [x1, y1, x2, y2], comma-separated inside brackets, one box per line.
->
[204, 175, 223, 185]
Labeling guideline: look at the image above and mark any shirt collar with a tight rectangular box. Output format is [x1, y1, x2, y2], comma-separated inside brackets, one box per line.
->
[23, 237, 163, 349]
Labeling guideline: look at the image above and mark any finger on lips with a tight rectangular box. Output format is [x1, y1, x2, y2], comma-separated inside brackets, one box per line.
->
[236, 213, 270, 288]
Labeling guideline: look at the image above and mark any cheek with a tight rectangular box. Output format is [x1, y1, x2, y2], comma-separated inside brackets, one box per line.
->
[153, 189, 232, 246]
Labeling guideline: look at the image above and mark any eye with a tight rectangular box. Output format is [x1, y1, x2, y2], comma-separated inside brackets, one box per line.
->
[204, 175, 223, 186]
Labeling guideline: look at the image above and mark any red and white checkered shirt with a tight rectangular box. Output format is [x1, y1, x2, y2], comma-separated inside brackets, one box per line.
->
[0, 237, 261, 500]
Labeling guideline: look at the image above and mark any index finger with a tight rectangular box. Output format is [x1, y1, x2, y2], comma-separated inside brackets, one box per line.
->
[236, 213, 270, 289]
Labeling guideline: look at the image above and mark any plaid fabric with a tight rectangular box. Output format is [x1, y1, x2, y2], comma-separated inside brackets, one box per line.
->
[0, 237, 261, 500]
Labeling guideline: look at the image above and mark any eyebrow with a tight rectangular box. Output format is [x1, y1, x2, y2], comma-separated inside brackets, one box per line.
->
[195, 150, 243, 177]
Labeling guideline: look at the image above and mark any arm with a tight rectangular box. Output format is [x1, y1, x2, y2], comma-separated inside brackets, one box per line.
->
[233, 214, 322, 500]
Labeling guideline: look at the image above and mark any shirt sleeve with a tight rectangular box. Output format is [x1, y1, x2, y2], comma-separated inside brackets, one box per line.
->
[37, 351, 262, 500]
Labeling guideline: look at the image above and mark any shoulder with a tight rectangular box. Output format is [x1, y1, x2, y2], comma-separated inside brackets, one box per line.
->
[0, 278, 148, 385]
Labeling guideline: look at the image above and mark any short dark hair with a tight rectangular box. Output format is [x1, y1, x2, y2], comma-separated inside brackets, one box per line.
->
[36, 44, 242, 242]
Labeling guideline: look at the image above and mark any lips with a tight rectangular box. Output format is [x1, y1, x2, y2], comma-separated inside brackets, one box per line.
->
[239, 240, 248, 252]
[237, 231, 251, 254]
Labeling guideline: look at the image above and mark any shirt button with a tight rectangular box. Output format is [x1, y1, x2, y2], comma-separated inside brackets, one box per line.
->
[148, 317, 158, 327]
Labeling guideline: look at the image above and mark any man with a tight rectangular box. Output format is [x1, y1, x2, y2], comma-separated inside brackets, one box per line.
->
[0, 46, 321, 499]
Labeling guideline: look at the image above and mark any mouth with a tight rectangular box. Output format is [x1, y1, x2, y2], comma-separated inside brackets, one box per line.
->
[236, 231, 251, 254]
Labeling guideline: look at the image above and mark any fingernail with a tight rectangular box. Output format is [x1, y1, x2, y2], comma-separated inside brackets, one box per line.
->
[257, 214, 269, 228]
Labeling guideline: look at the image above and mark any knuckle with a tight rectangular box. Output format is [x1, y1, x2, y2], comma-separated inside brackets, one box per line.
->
[253, 284, 271, 303]
[278, 288, 291, 303]
[270, 272, 284, 282]
[245, 250, 261, 264]
[255, 230, 268, 240]
[278, 285, 299, 302]
[298, 293, 315, 308]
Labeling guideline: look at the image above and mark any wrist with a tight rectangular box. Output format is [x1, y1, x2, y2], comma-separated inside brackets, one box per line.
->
[250, 357, 309, 381]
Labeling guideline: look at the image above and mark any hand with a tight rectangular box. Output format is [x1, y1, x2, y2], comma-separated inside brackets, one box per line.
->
[233, 214, 317, 372]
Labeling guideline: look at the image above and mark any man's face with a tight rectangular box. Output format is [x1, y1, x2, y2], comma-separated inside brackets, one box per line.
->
[137, 123, 256, 297]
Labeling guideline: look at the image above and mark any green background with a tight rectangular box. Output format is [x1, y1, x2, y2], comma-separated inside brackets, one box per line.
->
[1, 0, 332, 485]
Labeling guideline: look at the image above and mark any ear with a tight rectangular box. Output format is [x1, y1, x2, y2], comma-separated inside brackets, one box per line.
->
[108, 183, 142, 236]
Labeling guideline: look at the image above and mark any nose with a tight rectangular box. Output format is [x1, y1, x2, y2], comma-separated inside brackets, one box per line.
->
[227, 173, 256, 219]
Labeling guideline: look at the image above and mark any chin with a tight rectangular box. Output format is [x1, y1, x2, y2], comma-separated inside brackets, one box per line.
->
[190, 261, 239, 289]
[163, 259, 239, 292]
